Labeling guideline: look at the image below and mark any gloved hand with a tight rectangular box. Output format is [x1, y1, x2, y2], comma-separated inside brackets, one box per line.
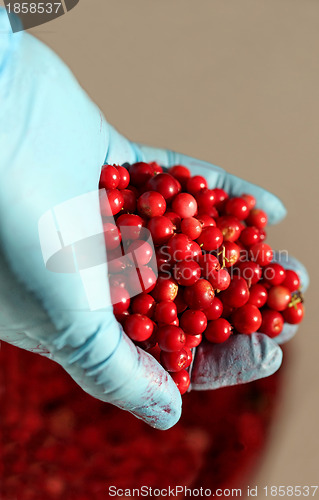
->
[0, 10, 308, 430]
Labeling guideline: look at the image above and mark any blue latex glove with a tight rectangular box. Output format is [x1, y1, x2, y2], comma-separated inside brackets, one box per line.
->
[0, 11, 308, 429]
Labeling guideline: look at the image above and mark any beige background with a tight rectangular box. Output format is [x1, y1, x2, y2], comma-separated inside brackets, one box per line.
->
[20, 0, 319, 495]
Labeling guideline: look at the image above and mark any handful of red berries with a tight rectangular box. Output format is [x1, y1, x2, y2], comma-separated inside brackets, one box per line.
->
[99, 162, 304, 395]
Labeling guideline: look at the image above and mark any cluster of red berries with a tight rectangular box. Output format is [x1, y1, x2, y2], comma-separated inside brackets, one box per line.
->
[99, 162, 304, 395]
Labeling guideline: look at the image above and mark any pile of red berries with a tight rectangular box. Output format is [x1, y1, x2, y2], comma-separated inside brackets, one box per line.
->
[99, 162, 304, 395]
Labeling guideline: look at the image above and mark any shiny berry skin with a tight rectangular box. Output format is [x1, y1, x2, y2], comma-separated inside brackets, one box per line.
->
[154, 301, 178, 324]
[147, 216, 174, 245]
[282, 302, 304, 324]
[127, 240, 153, 266]
[225, 197, 249, 220]
[167, 234, 193, 262]
[221, 303, 234, 318]
[137, 191, 166, 218]
[129, 162, 155, 186]
[267, 285, 291, 311]
[259, 309, 284, 337]
[248, 284, 268, 308]
[164, 211, 181, 231]
[282, 269, 301, 292]
[212, 188, 228, 210]
[168, 165, 191, 188]
[116, 213, 145, 240]
[183, 279, 215, 310]
[100, 189, 124, 216]
[127, 266, 157, 295]
[157, 325, 186, 352]
[151, 275, 179, 302]
[203, 297, 223, 320]
[196, 226, 223, 251]
[235, 261, 262, 286]
[149, 161, 163, 175]
[99, 165, 120, 190]
[109, 273, 127, 289]
[250, 242, 273, 266]
[147, 173, 180, 202]
[181, 217, 202, 240]
[170, 370, 190, 395]
[121, 189, 137, 213]
[124, 313, 154, 342]
[180, 309, 208, 335]
[111, 286, 130, 315]
[115, 309, 130, 326]
[173, 260, 201, 286]
[103, 222, 122, 250]
[197, 214, 216, 229]
[116, 166, 130, 189]
[131, 294, 156, 317]
[107, 249, 127, 274]
[216, 216, 242, 242]
[259, 229, 267, 241]
[186, 175, 208, 195]
[246, 208, 268, 229]
[155, 246, 171, 274]
[185, 332, 202, 348]
[160, 349, 189, 372]
[263, 263, 286, 286]
[174, 289, 188, 314]
[221, 276, 250, 308]
[189, 241, 202, 259]
[204, 318, 232, 343]
[208, 268, 231, 291]
[239, 226, 260, 247]
[218, 242, 241, 268]
[172, 193, 197, 218]
[231, 304, 262, 334]
[241, 193, 256, 210]
[198, 253, 220, 279]
[195, 189, 216, 213]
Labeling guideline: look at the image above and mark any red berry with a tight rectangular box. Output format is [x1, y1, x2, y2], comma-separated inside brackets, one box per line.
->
[127, 265, 157, 295]
[259, 309, 284, 337]
[239, 226, 260, 247]
[170, 370, 190, 395]
[218, 241, 241, 268]
[174, 289, 188, 314]
[212, 188, 229, 210]
[259, 228, 267, 241]
[189, 240, 202, 259]
[147, 173, 180, 202]
[111, 286, 130, 315]
[186, 175, 208, 195]
[103, 222, 122, 250]
[155, 246, 171, 274]
[205, 318, 232, 343]
[116, 213, 145, 240]
[216, 216, 242, 242]
[127, 240, 153, 267]
[267, 285, 291, 311]
[100, 189, 124, 216]
[196, 226, 223, 251]
[131, 294, 156, 317]
[195, 189, 216, 213]
[183, 279, 215, 310]
[225, 197, 249, 220]
[241, 193, 256, 210]
[203, 297, 223, 320]
[160, 349, 189, 372]
[173, 260, 201, 286]
[250, 242, 273, 266]
[121, 189, 137, 213]
[231, 304, 262, 334]
[235, 261, 262, 285]
[164, 211, 181, 231]
[147, 216, 174, 245]
[99, 165, 120, 190]
[282, 269, 300, 292]
[116, 166, 130, 189]
[148, 161, 163, 175]
[115, 309, 130, 325]
[220, 276, 250, 308]
[151, 275, 179, 302]
[208, 268, 231, 291]
[197, 253, 220, 279]
[129, 162, 155, 186]
[157, 325, 186, 352]
[180, 309, 208, 335]
[168, 165, 191, 188]
[172, 193, 197, 218]
[154, 301, 178, 324]
[185, 332, 202, 348]
[124, 313, 154, 342]
[247, 284, 268, 308]
[181, 217, 202, 240]
[196, 214, 216, 228]
[282, 302, 304, 324]
[137, 191, 166, 218]
[167, 234, 193, 262]
[263, 263, 286, 286]
[246, 208, 268, 229]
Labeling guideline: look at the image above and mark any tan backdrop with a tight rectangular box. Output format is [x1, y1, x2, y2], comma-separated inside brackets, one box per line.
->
[16, 0, 319, 495]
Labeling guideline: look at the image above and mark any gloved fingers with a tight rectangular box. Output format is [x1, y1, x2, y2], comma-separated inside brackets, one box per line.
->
[190, 333, 283, 390]
[135, 143, 286, 225]
[272, 251, 309, 293]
